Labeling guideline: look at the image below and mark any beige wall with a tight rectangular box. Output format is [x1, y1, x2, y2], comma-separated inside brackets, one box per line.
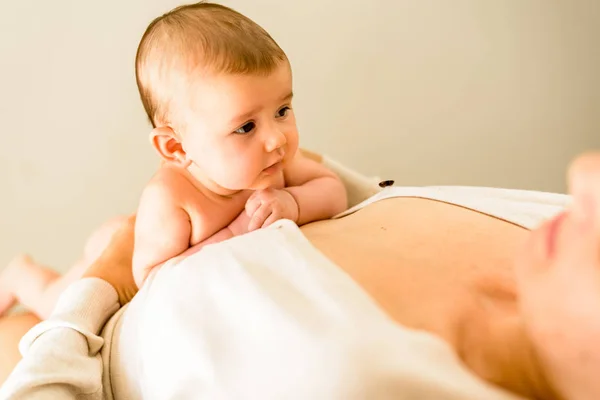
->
[1, 0, 598, 271]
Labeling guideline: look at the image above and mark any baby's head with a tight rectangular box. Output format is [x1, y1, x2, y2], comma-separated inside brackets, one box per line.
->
[136, 2, 299, 193]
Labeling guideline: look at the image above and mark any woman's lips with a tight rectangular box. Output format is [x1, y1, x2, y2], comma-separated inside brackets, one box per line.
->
[545, 212, 567, 258]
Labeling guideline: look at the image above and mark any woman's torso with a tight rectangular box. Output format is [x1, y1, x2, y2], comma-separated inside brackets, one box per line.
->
[301, 197, 551, 398]
[303, 197, 527, 342]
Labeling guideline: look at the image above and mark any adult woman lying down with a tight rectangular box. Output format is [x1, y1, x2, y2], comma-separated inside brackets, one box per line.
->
[2, 150, 599, 400]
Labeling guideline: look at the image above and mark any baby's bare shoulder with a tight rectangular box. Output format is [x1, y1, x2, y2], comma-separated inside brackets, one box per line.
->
[142, 166, 204, 206]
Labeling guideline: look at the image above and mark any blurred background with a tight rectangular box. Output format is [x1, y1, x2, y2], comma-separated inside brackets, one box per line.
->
[1, 0, 598, 271]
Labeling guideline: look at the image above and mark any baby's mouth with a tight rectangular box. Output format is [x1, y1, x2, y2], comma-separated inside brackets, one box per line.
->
[263, 159, 283, 174]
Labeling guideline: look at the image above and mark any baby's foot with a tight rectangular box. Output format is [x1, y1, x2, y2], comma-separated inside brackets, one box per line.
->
[0, 254, 35, 316]
[516, 153, 600, 400]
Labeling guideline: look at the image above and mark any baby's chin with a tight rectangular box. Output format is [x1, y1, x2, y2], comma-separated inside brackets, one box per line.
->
[209, 169, 283, 192]
[248, 174, 284, 191]
[208, 179, 266, 193]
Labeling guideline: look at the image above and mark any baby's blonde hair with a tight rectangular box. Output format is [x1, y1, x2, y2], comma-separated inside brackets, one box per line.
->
[135, 1, 288, 128]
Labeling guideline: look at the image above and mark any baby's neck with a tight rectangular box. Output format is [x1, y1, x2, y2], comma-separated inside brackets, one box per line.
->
[170, 164, 245, 200]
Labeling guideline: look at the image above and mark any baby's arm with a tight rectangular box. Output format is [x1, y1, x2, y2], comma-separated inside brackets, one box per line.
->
[195, 211, 251, 246]
[158, 208, 252, 265]
[283, 152, 348, 225]
[132, 181, 191, 288]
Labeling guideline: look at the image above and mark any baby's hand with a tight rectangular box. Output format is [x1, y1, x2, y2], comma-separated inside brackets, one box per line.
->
[245, 188, 299, 231]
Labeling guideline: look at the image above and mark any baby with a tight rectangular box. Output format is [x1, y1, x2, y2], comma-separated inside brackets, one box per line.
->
[131, 1, 347, 286]
[0, 1, 347, 317]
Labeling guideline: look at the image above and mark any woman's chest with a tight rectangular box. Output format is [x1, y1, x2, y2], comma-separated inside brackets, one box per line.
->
[304, 198, 529, 341]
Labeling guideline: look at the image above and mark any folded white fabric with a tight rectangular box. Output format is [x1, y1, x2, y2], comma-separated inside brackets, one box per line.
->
[321, 155, 383, 208]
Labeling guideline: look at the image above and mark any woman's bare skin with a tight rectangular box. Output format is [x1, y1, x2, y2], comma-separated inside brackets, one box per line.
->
[303, 197, 555, 399]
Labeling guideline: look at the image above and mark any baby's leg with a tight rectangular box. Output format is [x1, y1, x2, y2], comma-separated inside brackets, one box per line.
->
[0, 255, 60, 319]
[0, 216, 129, 319]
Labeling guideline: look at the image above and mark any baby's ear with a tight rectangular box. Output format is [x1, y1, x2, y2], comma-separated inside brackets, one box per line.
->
[149, 127, 191, 168]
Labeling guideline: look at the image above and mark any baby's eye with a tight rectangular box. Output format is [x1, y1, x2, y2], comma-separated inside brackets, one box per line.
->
[276, 106, 290, 118]
[234, 121, 256, 134]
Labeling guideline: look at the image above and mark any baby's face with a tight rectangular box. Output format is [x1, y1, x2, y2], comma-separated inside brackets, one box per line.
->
[177, 61, 299, 192]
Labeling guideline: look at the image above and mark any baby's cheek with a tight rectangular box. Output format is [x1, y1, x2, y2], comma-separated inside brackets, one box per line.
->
[287, 131, 299, 152]
[225, 165, 262, 189]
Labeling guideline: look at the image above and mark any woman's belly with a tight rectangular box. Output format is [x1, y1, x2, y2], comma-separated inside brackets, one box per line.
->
[300, 197, 544, 398]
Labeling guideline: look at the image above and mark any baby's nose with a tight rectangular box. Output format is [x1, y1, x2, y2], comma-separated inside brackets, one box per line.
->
[265, 130, 287, 152]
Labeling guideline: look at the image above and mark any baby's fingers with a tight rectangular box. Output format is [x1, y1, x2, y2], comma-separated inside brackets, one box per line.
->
[248, 204, 272, 232]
